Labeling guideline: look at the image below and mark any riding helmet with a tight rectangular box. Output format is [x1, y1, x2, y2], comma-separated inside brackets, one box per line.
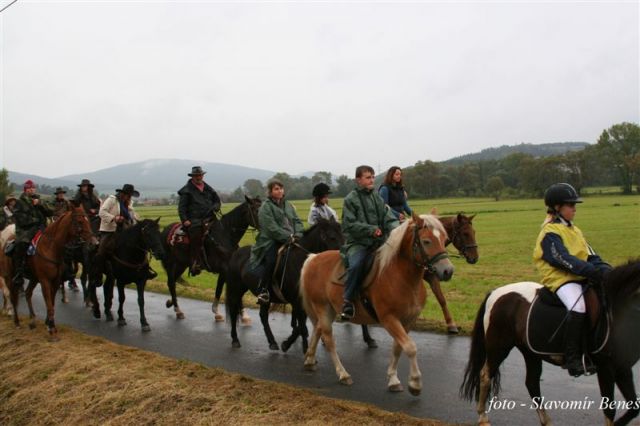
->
[544, 183, 582, 209]
[312, 183, 331, 197]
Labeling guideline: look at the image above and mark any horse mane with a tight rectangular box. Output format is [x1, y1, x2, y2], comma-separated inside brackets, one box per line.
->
[303, 218, 340, 236]
[376, 214, 446, 274]
[605, 259, 640, 305]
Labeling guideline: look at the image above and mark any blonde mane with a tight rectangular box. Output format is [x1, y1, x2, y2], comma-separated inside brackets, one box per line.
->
[375, 215, 447, 275]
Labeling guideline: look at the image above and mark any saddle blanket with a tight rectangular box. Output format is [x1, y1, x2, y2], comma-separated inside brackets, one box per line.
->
[167, 223, 189, 246]
[27, 230, 43, 256]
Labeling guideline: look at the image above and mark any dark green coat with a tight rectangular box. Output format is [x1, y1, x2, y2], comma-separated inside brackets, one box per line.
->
[13, 193, 53, 243]
[249, 197, 304, 270]
[341, 186, 399, 256]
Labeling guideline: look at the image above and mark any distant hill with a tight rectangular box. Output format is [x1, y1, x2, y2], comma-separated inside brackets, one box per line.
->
[442, 142, 589, 165]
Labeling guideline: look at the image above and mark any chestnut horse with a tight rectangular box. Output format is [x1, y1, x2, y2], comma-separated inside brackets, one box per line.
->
[361, 212, 478, 347]
[461, 260, 640, 426]
[10, 205, 96, 338]
[300, 214, 454, 393]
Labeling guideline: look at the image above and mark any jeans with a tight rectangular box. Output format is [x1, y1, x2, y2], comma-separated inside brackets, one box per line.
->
[344, 248, 368, 302]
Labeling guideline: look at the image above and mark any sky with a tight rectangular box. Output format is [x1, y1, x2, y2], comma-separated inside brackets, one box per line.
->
[0, 0, 638, 178]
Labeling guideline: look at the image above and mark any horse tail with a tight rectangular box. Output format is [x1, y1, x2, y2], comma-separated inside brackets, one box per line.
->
[299, 254, 317, 317]
[460, 291, 499, 401]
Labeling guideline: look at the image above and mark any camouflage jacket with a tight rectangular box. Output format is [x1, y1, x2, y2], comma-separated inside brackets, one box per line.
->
[13, 193, 54, 243]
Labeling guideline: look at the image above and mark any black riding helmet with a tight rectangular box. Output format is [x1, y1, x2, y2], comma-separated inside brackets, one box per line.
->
[544, 183, 582, 210]
[312, 183, 331, 198]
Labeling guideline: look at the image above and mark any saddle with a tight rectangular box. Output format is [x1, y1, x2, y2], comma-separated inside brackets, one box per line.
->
[526, 286, 610, 356]
[167, 223, 189, 246]
[331, 251, 380, 320]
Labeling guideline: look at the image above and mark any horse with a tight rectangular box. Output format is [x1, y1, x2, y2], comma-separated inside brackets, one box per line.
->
[89, 219, 165, 331]
[161, 195, 261, 320]
[300, 213, 454, 393]
[225, 217, 344, 351]
[460, 260, 640, 426]
[360, 212, 478, 347]
[8, 205, 97, 338]
[0, 224, 16, 316]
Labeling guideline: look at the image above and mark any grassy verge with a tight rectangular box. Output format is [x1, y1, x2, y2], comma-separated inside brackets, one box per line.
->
[0, 318, 448, 425]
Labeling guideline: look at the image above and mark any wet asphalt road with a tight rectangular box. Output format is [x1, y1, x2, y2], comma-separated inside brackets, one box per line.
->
[14, 286, 640, 425]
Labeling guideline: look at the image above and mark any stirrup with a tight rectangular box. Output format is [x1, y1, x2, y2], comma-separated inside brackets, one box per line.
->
[341, 301, 355, 320]
[257, 289, 270, 305]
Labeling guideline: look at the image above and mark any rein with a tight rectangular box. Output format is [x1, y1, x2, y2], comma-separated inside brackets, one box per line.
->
[412, 223, 449, 273]
[35, 211, 90, 266]
[447, 218, 477, 259]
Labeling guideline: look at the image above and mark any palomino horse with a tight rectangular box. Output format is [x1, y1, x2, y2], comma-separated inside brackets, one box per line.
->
[461, 260, 640, 426]
[225, 217, 344, 351]
[89, 219, 165, 331]
[300, 214, 454, 393]
[361, 212, 478, 347]
[0, 224, 16, 316]
[10, 205, 96, 338]
[161, 196, 261, 320]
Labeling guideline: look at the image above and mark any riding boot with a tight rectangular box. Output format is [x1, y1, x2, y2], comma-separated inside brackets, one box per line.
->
[341, 300, 355, 320]
[12, 243, 28, 290]
[188, 225, 203, 276]
[256, 279, 270, 305]
[564, 311, 588, 377]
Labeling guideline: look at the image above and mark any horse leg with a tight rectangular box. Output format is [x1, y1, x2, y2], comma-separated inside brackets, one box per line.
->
[137, 280, 150, 332]
[104, 276, 114, 322]
[116, 281, 127, 327]
[614, 366, 639, 425]
[25, 281, 37, 329]
[361, 324, 378, 348]
[60, 279, 68, 304]
[386, 339, 404, 392]
[42, 281, 58, 340]
[381, 318, 420, 395]
[212, 273, 225, 321]
[281, 304, 302, 353]
[597, 363, 617, 426]
[428, 276, 458, 334]
[522, 351, 551, 425]
[476, 343, 513, 426]
[166, 267, 184, 319]
[259, 303, 279, 351]
[89, 278, 101, 318]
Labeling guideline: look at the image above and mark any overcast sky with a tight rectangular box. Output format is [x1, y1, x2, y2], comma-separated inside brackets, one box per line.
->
[0, 0, 638, 178]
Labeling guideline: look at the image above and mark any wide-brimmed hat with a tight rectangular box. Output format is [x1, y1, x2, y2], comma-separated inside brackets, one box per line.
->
[77, 179, 95, 188]
[312, 182, 332, 197]
[54, 187, 67, 195]
[4, 195, 17, 206]
[115, 184, 140, 198]
[188, 166, 206, 177]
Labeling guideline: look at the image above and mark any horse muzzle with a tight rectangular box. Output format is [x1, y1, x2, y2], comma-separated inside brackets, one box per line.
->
[434, 260, 455, 282]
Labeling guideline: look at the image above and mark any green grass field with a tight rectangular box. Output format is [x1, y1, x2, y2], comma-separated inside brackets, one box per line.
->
[138, 194, 640, 333]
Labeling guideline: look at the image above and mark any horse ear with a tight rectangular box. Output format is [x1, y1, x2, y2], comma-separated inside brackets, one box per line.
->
[70, 200, 81, 208]
[244, 195, 251, 203]
[468, 214, 476, 222]
[155, 217, 161, 224]
[430, 207, 438, 215]
[457, 212, 464, 221]
[411, 211, 420, 222]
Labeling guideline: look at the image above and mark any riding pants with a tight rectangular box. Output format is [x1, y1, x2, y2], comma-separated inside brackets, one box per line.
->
[556, 282, 586, 313]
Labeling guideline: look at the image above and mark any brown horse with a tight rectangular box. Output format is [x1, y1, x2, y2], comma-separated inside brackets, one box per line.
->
[461, 260, 640, 426]
[361, 212, 478, 346]
[300, 213, 454, 393]
[9, 205, 96, 338]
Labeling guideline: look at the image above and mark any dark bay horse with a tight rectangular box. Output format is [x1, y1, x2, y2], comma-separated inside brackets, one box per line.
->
[225, 217, 344, 351]
[361, 212, 478, 347]
[300, 214, 454, 392]
[10, 205, 97, 338]
[461, 260, 640, 426]
[89, 219, 164, 331]
[160, 196, 261, 319]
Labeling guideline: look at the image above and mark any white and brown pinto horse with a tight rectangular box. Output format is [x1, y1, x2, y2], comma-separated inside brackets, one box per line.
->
[300, 213, 454, 394]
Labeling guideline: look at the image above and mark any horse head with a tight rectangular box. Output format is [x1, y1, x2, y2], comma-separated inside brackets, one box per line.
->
[302, 217, 344, 252]
[244, 195, 262, 229]
[450, 213, 478, 264]
[410, 212, 454, 282]
[139, 218, 165, 261]
[69, 202, 98, 246]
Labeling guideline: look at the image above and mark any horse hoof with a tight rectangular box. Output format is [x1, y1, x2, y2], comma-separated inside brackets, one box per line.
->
[241, 317, 252, 326]
[366, 340, 378, 349]
[232, 341, 241, 349]
[214, 313, 225, 322]
[141, 324, 151, 332]
[106, 313, 114, 322]
[339, 376, 353, 386]
[447, 325, 460, 334]
[176, 312, 185, 320]
[408, 386, 421, 396]
[28, 323, 36, 330]
[269, 342, 280, 351]
[93, 311, 101, 319]
[303, 361, 317, 371]
[281, 341, 291, 353]
[118, 319, 127, 327]
[388, 383, 404, 393]
[165, 300, 172, 308]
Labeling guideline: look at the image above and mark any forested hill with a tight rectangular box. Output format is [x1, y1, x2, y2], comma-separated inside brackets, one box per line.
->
[443, 142, 589, 165]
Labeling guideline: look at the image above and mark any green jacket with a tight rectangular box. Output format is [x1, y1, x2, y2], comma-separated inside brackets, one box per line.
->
[341, 186, 399, 256]
[13, 193, 53, 243]
[249, 197, 304, 270]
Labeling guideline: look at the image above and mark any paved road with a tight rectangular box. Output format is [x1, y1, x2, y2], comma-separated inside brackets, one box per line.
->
[13, 287, 640, 425]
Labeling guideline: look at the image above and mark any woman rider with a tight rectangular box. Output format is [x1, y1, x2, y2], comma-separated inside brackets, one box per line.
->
[533, 183, 611, 377]
[248, 179, 304, 304]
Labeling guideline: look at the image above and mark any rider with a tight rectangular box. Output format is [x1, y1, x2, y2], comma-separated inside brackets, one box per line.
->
[177, 166, 222, 276]
[378, 166, 413, 222]
[249, 179, 303, 304]
[92, 184, 141, 285]
[533, 182, 611, 377]
[12, 180, 54, 289]
[340, 165, 398, 320]
[0, 195, 17, 231]
[52, 187, 71, 221]
[73, 179, 101, 234]
[307, 182, 338, 226]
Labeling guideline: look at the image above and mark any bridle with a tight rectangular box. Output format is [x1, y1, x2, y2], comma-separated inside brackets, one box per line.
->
[36, 211, 92, 265]
[412, 223, 449, 274]
[112, 221, 161, 270]
[448, 218, 478, 260]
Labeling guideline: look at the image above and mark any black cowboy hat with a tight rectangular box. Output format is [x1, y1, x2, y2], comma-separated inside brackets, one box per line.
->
[188, 166, 206, 177]
[312, 182, 332, 197]
[77, 179, 95, 188]
[54, 187, 66, 195]
[115, 184, 140, 198]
